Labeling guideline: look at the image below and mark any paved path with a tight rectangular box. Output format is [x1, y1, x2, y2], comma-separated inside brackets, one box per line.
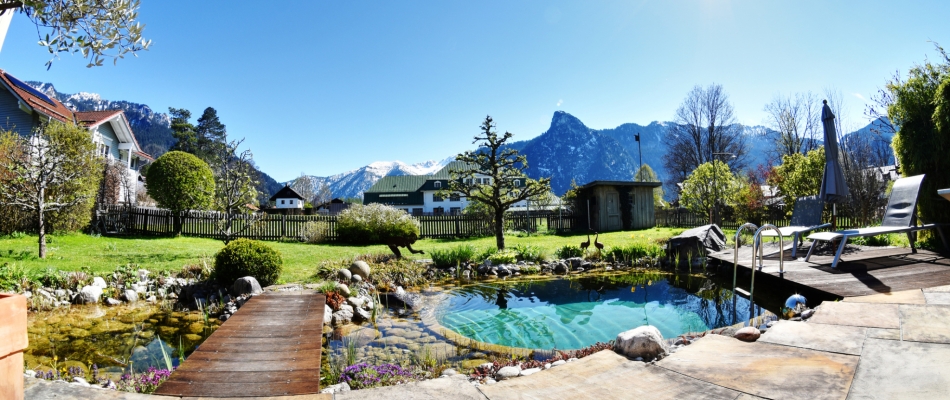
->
[24, 287, 950, 399]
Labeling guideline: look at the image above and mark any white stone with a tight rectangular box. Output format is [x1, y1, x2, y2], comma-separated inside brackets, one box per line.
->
[543, 363, 551, 369]
[122, 289, 138, 303]
[348, 296, 365, 309]
[137, 269, 150, 282]
[349, 260, 371, 280]
[442, 368, 458, 376]
[479, 362, 494, 370]
[320, 381, 351, 394]
[92, 277, 107, 288]
[551, 360, 566, 367]
[496, 366, 521, 380]
[324, 304, 333, 322]
[615, 325, 668, 361]
[520, 367, 541, 376]
[232, 276, 263, 296]
[734, 326, 761, 342]
[75, 285, 103, 304]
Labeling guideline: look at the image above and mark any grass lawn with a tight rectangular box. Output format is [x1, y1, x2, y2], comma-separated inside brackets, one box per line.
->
[0, 228, 687, 283]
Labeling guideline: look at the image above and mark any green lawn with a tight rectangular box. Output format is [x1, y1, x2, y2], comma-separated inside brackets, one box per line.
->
[0, 228, 686, 283]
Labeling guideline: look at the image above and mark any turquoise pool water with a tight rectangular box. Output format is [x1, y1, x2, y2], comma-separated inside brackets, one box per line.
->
[436, 274, 765, 350]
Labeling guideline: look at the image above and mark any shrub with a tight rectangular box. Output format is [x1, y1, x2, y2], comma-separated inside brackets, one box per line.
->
[145, 151, 215, 233]
[430, 245, 477, 268]
[512, 244, 546, 263]
[213, 238, 283, 286]
[335, 203, 420, 245]
[555, 245, 583, 259]
[487, 250, 517, 265]
[475, 246, 498, 263]
[299, 221, 329, 244]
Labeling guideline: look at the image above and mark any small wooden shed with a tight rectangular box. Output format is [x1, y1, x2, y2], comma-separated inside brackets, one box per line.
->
[575, 180, 662, 231]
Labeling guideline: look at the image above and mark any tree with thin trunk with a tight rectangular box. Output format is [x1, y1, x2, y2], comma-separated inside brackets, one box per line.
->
[314, 182, 332, 206]
[663, 84, 748, 196]
[0, 121, 102, 258]
[762, 91, 821, 161]
[291, 173, 316, 205]
[212, 138, 261, 243]
[446, 115, 551, 250]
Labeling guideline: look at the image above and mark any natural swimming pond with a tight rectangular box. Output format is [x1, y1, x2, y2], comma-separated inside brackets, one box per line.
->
[435, 273, 770, 350]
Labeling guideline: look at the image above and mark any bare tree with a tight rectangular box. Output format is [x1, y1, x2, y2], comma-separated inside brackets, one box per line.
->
[446, 115, 551, 250]
[213, 138, 261, 243]
[0, 122, 101, 258]
[763, 91, 821, 161]
[314, 182, 332, 205]
[663, 84, 749, 195]
[291, 173, 316, 205]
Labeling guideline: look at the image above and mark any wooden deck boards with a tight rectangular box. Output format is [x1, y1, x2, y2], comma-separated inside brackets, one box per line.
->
[709, 243, 950, 297]
[153, 292, 325, 398]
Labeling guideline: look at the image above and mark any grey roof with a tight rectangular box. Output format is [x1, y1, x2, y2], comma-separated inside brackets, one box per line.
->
[579, 180, 663, 189]
[365, 175, 427, 193]
[431, 161, 480, 178]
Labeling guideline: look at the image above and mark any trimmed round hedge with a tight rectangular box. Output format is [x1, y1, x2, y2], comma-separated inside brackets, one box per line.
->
[145, 151, 215, 214]
[213, 238, 283, 287]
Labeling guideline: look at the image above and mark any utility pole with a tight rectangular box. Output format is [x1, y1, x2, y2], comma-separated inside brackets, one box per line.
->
[634, 133, 642, 179]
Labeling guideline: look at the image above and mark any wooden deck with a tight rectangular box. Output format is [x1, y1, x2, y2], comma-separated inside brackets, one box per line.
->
[154, 292, 325, 398]
[709, 243, 950, 297]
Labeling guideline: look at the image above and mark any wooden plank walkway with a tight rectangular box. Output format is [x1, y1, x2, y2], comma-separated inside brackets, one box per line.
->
[709, 243, 950, 297]
[154, 292, 325, 398]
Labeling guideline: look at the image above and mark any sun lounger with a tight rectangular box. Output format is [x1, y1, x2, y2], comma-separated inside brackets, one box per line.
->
[805, 174, 947, 268]
[758, 195, 829, 258]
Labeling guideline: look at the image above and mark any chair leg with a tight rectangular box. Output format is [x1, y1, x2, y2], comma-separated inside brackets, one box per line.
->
[831, 236, 849, 269]
[938, 226, 949, 252]
[805, 239, 819, 262]
[791, 234, 799, 258]
[908, 231, 917, 254]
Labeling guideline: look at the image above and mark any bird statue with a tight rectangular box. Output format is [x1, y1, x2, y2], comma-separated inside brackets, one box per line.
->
[594, 232, 604, 251]
[580, 232, 591, 252]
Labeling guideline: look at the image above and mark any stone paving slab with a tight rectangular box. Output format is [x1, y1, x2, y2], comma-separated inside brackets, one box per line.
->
[866, 328, 901, 340]
[923, 284, 950, 292]
[478, 350, 743, 400]
[759, 321, 868, 355]
[658, 334, 859, 400]
[923, 292, 950, 305]
[847, 338, 950, 400]
[23, 378, 179, 399]
[183, 395, 330, 400]
[335, 374, 486, 400]
[842, 289, 926, 304]
[899, 304, 950, 344]
[807, 301, 900, 329]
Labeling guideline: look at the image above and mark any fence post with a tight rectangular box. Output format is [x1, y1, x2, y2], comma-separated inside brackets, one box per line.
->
[281, 214, 287, 238]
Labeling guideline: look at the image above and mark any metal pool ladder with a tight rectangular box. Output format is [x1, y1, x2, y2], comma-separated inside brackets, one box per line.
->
[731, 223, 785, 326]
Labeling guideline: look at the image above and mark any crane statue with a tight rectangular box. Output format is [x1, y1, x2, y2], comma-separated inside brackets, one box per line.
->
[580, 232, 591, 252]
[594, 232, 604, 252]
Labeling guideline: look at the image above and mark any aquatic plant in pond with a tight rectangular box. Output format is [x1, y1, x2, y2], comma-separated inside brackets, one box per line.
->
[437, 273, 767, 350]
[116, 366, 174, 393]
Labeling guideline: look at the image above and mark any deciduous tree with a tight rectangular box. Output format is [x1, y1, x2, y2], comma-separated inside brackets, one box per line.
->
[633, 163, 665, 208]
[212, 138, 260, 243]
[446, 115, 551, 250]
[679, 161, 738, 222]
[0, 0, 151, 69]
[0, 121, 102, 258]
[145, 151, 215, 234]
[763, 91, 821, 161]
[767, 147, 825, 216]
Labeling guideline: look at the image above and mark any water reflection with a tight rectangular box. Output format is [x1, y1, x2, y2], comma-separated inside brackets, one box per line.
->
[437, 273, 770, 350]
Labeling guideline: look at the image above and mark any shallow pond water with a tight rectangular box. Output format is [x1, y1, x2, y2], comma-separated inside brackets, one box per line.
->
[25, 302, 221, 378]
[435, 273, 770, 350]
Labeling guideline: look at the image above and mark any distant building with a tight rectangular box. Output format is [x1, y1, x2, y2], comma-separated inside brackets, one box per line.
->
[363, 161, 527, 215]
[315, 198, 351, 215]
[573, 180, 663, 231]
[269, 185, 305, 209]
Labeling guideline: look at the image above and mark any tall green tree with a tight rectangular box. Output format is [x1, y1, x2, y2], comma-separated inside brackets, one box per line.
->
[446, 115, 551, 250]
[169, 108, 198, 155]
[633, 163, 665, 208]
[0, 0, 151, 69]
[0, 121, 102, 258]
[881, 44, 950, 224]
[169, 107, 227, 165]
[145, 151, 215, 234]
[680, 161, 738, 222]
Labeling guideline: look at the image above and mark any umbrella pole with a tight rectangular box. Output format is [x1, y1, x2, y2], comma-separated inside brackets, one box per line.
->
[832, 203, 837, 231]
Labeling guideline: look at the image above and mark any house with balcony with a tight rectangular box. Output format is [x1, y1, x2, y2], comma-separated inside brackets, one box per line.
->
[364, 161, 527, 215]
[0, 68, 152, 203]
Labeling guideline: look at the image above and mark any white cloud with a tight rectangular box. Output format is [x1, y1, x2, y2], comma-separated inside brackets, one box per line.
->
[556, 99, 563, 107]
[852, 93, 866, 101]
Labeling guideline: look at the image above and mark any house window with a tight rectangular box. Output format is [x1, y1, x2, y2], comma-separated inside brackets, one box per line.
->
[434, 181, 442, 189]
[433, 194, 443, 202]
[464, 178, 472, 185]
[281, 200, 285, 205]
[450, 207, 461, 215]
[433, 207, 444, 215]
[450, 193, 460, 202]
[412, 208, 423, 216]
[290, 200, 294, 204]
[514, 180, 521, 187]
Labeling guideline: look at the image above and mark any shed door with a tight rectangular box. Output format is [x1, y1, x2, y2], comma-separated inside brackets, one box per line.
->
[607, 192, 621, 231]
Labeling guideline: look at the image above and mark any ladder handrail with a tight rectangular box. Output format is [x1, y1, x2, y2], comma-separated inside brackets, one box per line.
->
[733, 223, 759, 295]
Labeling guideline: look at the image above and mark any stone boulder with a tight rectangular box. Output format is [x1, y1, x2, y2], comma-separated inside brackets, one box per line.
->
[332, 305, 354, 325]
[553, 262, 569, 274]
[349, 261, 371, 280]
[615, 325, 668, 361]
[496, 366, 521, 380]
[232, 276, 263, 296]
[567, 257, 584, 270]
[337, 269, 352, 281]
[121, 289, 139, 303]
[75, 285, 103, 304]
[734, 326, 761, 342]
[92, 277, 108, 288]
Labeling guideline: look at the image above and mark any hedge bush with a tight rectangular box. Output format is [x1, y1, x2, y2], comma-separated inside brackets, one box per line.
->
[213, 238, 283, 286]
[145, 151, 215, 214]
[335, 203, 420, 245]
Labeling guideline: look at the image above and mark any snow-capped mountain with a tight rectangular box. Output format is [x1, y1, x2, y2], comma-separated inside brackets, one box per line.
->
[290, 157, 454, 199]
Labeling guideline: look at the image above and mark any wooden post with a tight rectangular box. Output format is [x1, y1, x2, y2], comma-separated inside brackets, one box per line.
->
[0, 294, 28, 400]
[281, 214, 287, 238]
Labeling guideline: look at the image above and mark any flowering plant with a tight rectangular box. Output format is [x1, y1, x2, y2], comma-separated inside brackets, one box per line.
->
[340, 362, 418, 389]
[116, 366, 174, 393]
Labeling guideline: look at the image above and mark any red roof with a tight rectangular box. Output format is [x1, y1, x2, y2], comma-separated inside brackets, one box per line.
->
[75, 110, 123, 127]
[0, 68, 74, 123]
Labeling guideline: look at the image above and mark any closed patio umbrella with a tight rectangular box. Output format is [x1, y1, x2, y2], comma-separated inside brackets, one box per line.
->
[819, 100, 850, 230]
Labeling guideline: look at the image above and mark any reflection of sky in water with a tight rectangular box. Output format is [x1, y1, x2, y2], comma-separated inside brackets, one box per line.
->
[437, 277, 762, 350]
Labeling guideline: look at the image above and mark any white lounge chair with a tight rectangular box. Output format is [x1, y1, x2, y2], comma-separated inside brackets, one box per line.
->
[805, 174, 947, 268]
[758, 195, 829, 258]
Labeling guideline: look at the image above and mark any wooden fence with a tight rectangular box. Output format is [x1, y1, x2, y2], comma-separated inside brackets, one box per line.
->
[101, 206, 583, 241]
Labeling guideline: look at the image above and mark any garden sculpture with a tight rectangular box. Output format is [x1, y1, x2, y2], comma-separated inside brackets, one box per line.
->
[580, 233, 591, 251]
[594, 232, 604, 251]
[386, 233, 425, 259]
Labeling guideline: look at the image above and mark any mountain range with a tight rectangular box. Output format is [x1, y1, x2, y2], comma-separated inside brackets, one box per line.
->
[24, 80, 893, 201]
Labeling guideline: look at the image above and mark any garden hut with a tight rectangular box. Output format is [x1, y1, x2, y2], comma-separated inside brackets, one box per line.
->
[575, 181, 662, 231]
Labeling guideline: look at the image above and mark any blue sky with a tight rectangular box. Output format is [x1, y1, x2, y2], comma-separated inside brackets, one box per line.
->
[0, 1, 947, 181]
